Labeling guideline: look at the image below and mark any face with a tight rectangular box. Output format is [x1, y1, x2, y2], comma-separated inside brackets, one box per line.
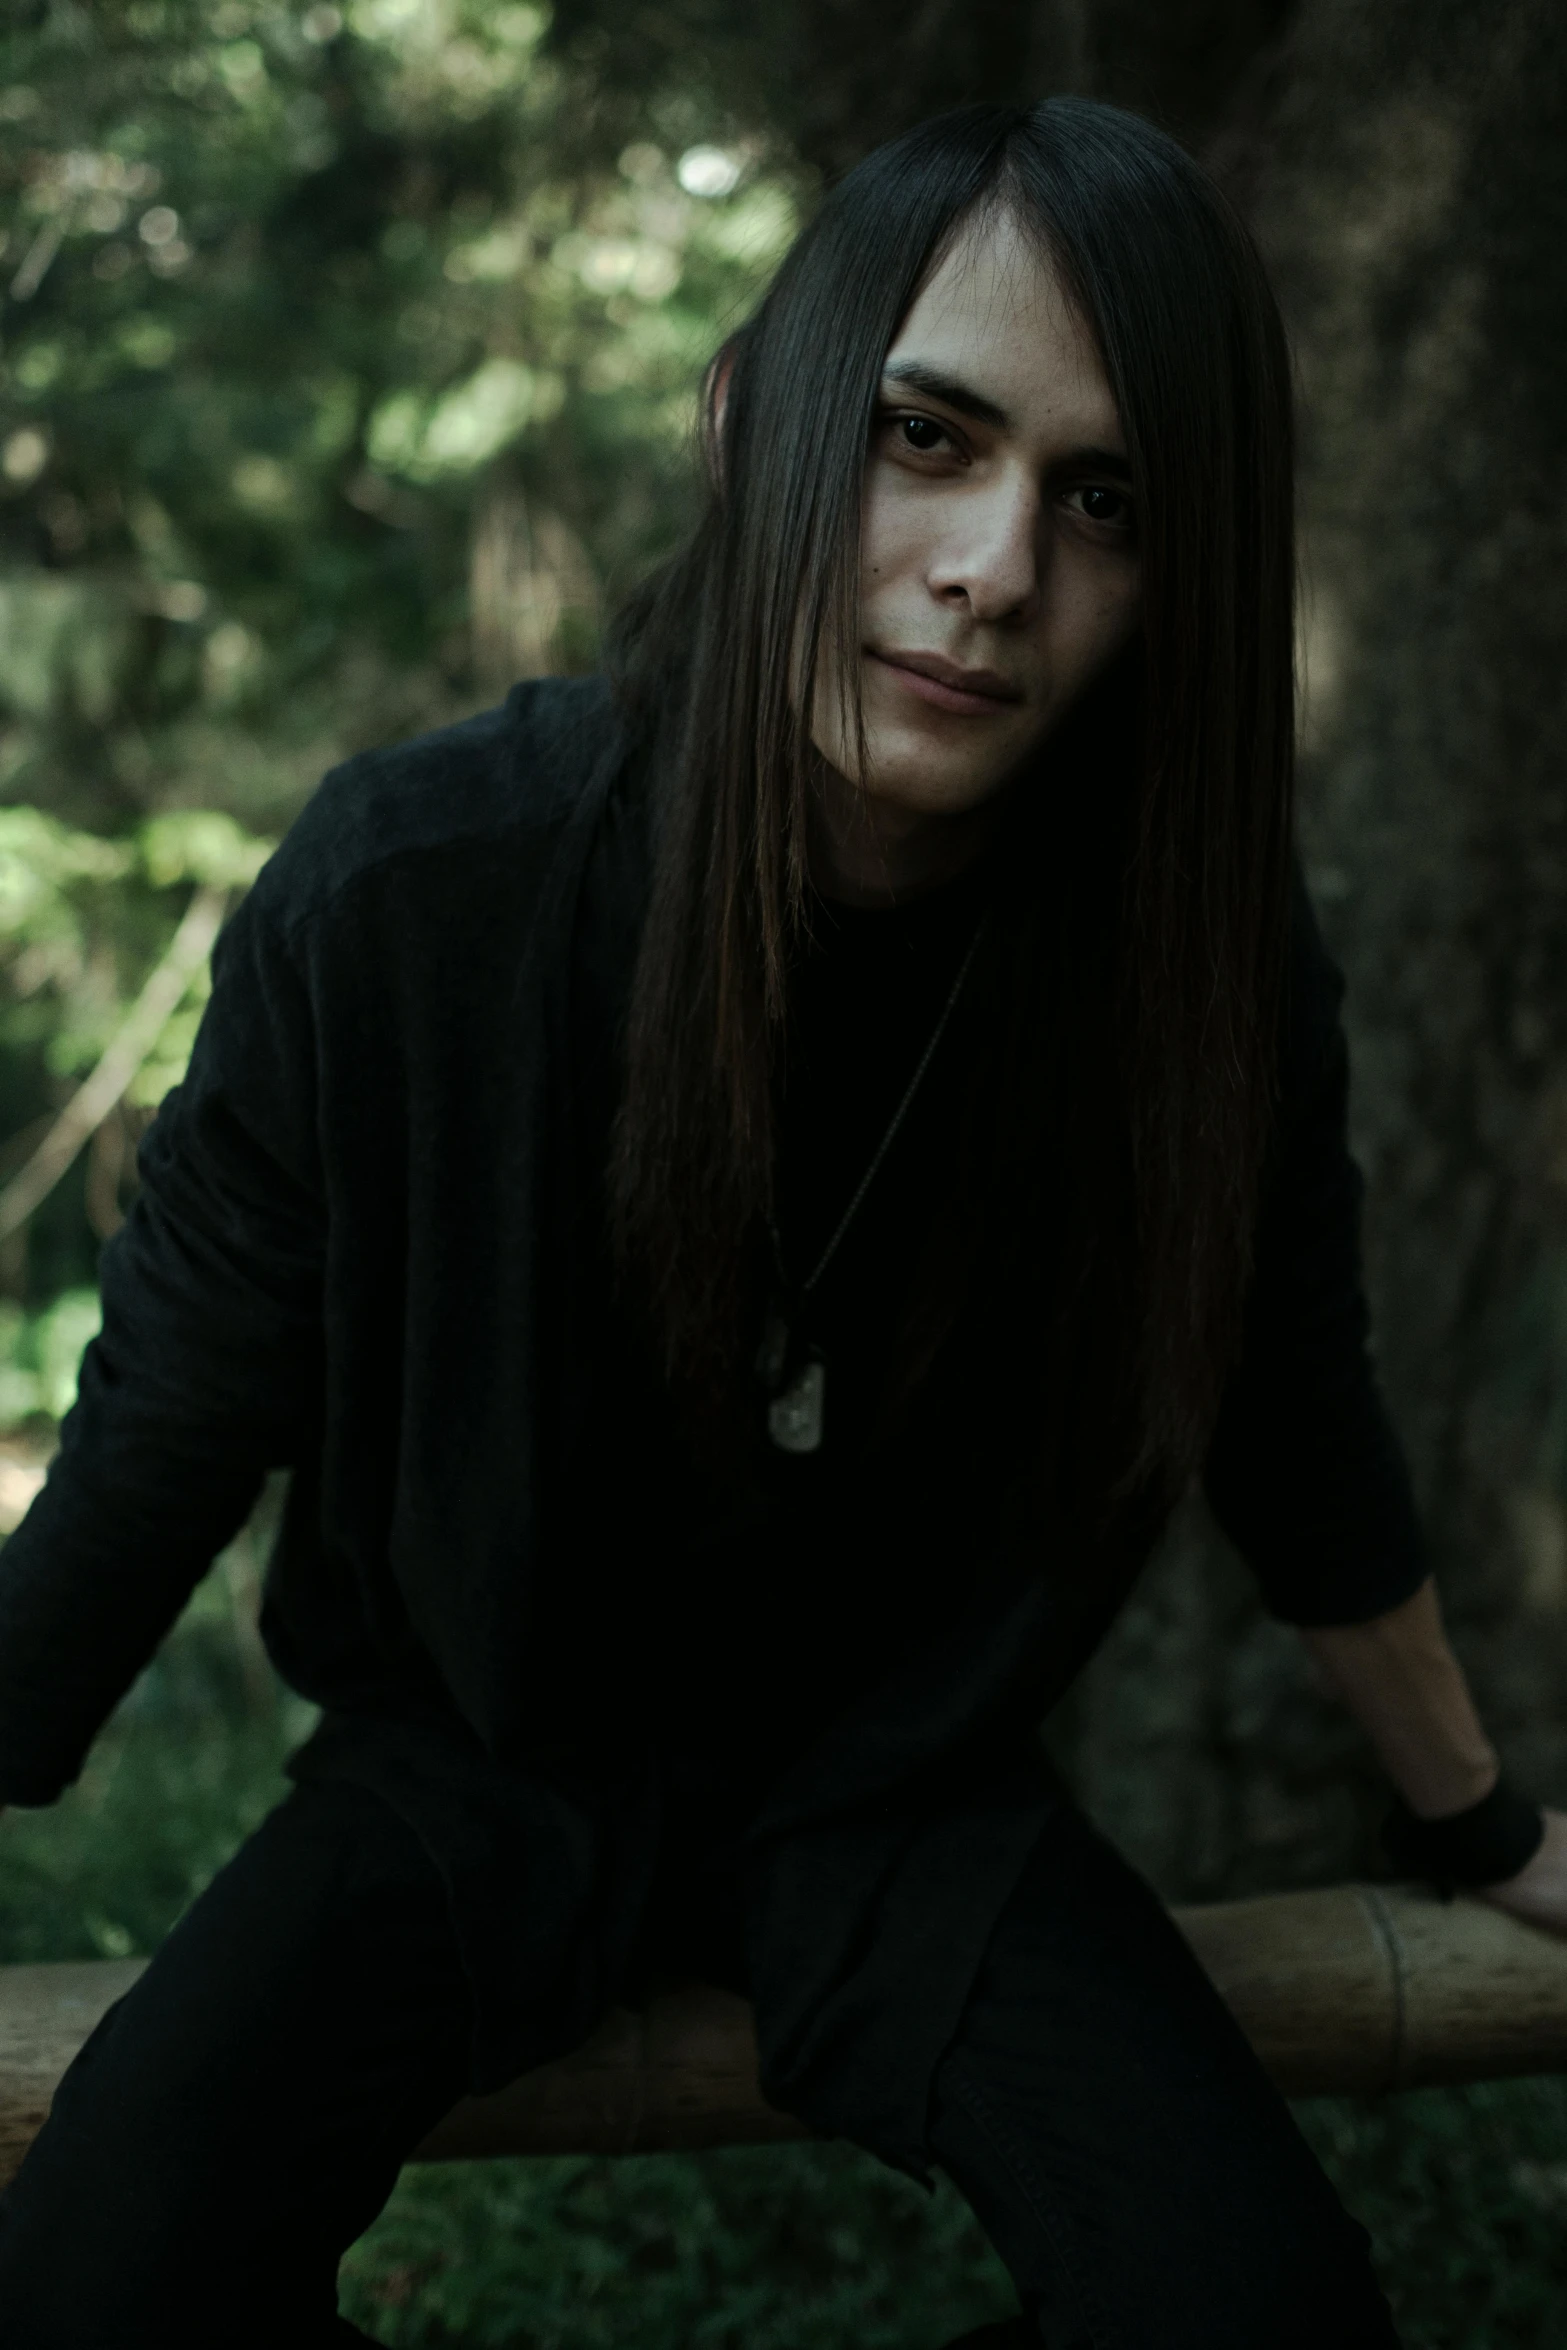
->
[809, 208, 1141, 888]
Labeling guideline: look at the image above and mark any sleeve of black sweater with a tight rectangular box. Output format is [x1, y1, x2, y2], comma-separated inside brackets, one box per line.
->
[1202, 876, 1427, 1626]
[0, 885, 326, 1803]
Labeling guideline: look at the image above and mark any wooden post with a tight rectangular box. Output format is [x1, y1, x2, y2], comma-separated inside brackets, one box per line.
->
[1173, 1881, 1567, 2097]
[0, 1957, 144, 2187]
[4, 1885, 1567, 2184]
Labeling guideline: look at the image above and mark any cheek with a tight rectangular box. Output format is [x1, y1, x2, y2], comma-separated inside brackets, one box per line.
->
[1056, 568, 1140, 682]
[860, 474, 931, 597]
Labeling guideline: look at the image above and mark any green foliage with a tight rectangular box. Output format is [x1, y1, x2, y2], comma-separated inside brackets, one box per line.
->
[0, 802, 269, 1090]
[1297, 2082, 1567, 2348]
[0, 796, 273, 1327]
[0, 1283, 98, 1425]
[0, 0, 791, 1319]
[344, 2086, 1567, 2348]
[340, 2145, 1015, 2349]
[0, 0, 795, 833]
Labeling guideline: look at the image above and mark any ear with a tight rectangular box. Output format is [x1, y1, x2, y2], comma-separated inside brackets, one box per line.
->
[701, 339, 738, 491]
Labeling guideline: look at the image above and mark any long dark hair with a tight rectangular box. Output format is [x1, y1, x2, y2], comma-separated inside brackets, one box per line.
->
[609, 98, 1295, 1523]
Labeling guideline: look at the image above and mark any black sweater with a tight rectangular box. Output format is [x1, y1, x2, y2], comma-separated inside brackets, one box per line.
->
[0, 677, 1425, 2169]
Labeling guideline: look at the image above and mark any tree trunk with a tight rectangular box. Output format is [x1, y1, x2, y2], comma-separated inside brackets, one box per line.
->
[547, 1, 1295, 180]
[1069, 0, 1567, 1897]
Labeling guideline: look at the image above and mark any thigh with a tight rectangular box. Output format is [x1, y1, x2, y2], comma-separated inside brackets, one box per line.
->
[0, 1778, 473, 2350]
[928, 1804, 1400, 2350]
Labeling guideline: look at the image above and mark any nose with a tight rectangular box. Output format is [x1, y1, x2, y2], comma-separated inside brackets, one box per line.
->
[926, 471, 1042, 624]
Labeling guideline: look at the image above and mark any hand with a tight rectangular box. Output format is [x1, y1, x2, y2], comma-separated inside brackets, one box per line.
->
[1480, 1806, 1567, 1935]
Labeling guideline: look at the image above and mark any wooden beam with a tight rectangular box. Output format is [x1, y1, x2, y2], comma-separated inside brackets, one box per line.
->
[1174, 1879, 1567, 2097]
[0, 1956, 144, 2188]
[3, 1883, 1566, 2185]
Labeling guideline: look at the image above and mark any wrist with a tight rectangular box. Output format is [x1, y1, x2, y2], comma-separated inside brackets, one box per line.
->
[1383, 1770, 1545, 1889]
[1392, 1747, 1500, 1822]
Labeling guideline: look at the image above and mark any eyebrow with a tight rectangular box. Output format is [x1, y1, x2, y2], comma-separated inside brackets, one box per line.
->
[882, 359, 1009, 429]
[880, 359, 1133, 481]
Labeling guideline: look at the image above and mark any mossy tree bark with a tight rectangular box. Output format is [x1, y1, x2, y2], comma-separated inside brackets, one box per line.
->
[1073, 0, 1567, 1896]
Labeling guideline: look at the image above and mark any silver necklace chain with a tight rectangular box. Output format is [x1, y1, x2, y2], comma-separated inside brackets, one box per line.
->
[769, 911, 989, 1304]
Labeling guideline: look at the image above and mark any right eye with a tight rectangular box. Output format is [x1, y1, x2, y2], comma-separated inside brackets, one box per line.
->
[879, 409, 964, 465]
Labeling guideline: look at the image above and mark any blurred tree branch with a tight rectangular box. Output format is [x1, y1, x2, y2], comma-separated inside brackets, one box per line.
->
[0, 880, 223, 1244]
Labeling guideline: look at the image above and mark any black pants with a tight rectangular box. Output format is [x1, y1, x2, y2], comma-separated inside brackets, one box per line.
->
[0, 1780, 1398, 2348]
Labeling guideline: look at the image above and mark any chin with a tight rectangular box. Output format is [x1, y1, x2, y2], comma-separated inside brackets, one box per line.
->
[860, 725, 1020, 819]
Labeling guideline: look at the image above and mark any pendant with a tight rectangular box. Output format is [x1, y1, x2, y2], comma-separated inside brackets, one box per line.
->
[767, 1356, 826, 1454]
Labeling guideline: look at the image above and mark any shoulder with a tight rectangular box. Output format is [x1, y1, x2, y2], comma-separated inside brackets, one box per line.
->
[248, 675, 621, 942]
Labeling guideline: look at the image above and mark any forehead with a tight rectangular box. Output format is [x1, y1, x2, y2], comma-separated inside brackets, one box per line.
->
[887, 208, 1120, 440]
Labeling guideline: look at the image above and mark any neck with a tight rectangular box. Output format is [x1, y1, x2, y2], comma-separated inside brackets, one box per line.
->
[808, 765, 1003, 907]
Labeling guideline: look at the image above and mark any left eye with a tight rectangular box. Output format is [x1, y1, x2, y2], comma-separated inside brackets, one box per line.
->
[1071, 485, 1130, 525]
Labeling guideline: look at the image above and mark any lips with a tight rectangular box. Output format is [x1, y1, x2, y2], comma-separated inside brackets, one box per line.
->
[868, 648, 1025, 716]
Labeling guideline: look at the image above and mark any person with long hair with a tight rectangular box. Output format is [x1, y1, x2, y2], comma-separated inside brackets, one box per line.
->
[0, 98, 1560, 2349]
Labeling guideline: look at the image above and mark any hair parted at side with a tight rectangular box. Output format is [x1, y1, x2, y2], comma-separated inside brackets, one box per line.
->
[609, 96, 1295, 1524]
